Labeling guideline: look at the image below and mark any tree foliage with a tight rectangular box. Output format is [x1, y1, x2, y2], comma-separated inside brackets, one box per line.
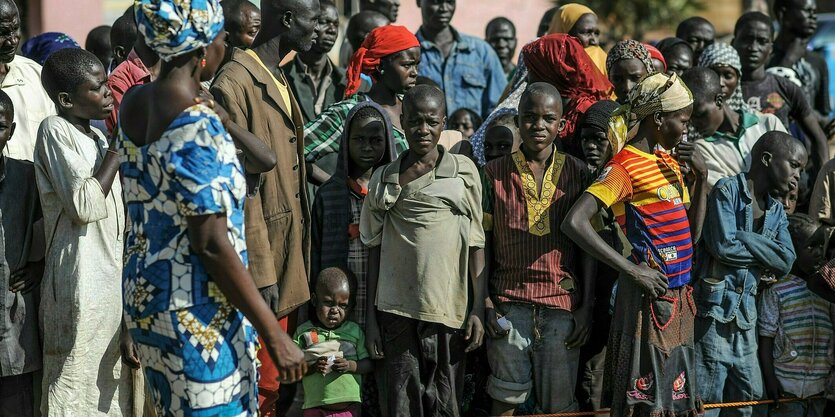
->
[554, 0, 704, 40]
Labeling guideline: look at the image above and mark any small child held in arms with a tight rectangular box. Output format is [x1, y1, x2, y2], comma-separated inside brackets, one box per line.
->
[295, 267, 373, 417]
[759, 214, 834, 417]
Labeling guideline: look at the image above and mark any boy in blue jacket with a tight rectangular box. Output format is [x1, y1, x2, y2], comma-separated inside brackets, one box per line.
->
[694, 131, 803, 417]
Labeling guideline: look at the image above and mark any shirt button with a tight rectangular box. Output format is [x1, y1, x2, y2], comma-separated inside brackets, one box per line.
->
[735, 287, 744, 294]
[289, 137, 297, 143]
[790, 350, 798, 357]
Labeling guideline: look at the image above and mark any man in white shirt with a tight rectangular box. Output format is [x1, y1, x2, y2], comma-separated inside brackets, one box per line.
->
[0, 0, 55, 161]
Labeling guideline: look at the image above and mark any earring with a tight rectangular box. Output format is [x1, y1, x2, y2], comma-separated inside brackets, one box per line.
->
[200, 58, 207, 68]
[379, 69, 385, 75]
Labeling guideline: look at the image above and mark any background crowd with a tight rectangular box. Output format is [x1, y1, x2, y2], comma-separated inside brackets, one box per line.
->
[3, 0, 835, 417]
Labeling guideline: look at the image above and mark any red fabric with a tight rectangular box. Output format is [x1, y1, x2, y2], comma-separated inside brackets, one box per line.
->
[347, 178, 368, 197]
[257, 316, 289, 417]
[521, 34, 613, 143]
[344, 25, 420, 98]
[644, 43, 667, 72]
[106, 49, 152, 135]
[347, 224, 360, 240]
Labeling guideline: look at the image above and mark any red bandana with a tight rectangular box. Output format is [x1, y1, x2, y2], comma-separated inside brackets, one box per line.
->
[347, 178, 368, 240]
[344, 25, 420, 98]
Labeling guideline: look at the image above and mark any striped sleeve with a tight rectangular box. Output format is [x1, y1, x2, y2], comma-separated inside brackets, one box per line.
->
[758, 285, 779, 338]
[586, 161, 632, 208]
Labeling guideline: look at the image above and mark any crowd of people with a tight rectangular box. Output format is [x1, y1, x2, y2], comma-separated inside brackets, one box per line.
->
[3, 0, 835, 416]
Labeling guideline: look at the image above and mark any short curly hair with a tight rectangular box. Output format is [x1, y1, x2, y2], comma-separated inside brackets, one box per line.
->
[41, 48, 103, 104]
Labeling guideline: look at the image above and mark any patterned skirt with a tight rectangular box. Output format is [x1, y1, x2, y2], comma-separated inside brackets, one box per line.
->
[602, 278, 702, 417]
[125, 302, 259, 417]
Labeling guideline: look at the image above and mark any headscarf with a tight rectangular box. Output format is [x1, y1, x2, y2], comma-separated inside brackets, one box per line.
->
[546, 3, 608, 75]
[21, 32, 80, 65]
[547, 3, 595, 34]
[645, 43, 666, 72]
[697, 42, 749, 112]
[584, 46, 609, 76]
[606, 40, 655, 76]
[471, 53, 529, 165]
[522, 34, 613, 143]
[608, 72, 693, 153]
[344, 25, 420, 98]
[134, 0, 224, 62]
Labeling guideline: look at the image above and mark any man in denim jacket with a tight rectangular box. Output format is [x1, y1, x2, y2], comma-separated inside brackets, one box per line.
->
[694, 131, 803, 417]
[415, 0, 507, 119]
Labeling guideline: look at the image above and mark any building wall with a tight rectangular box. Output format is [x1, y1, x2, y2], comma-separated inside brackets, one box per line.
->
[32, 0, 556, 55]
[393, 0, 553, 55]
[30, 0, 803, 58]
[32, 0, 104, 43]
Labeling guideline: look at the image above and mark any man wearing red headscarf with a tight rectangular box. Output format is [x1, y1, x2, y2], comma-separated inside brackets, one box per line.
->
[304, 24, 420, 184]
[522, 34, 613, 156]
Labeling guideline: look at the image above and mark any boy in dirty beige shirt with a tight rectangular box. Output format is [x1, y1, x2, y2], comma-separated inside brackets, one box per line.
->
[360, 85, 486, 416]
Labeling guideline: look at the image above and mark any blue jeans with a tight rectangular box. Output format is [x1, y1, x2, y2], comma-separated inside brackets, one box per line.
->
[486, 303, 580, 413]
[695, 317, 764, 417]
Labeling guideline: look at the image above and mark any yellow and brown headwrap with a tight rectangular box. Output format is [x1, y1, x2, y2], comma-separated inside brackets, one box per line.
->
[547, 3, 608, 75]
[608, 72, 693, 153]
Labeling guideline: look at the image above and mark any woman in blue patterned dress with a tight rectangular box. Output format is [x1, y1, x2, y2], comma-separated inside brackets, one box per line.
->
[117, 1, 307, 416]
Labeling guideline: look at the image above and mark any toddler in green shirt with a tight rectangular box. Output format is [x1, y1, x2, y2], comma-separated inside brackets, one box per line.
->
[294, 267, 373, 416]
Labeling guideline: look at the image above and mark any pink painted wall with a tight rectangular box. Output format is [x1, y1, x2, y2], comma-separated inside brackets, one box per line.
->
[34, 0, 104, 44]
[34, 0, 553, 56]
[393, 0, 554, 60]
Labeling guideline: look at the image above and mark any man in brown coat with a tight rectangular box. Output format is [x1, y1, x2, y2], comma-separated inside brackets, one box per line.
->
[211, 0, 320, 415]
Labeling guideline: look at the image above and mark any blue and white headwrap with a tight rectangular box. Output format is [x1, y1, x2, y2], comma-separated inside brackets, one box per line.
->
[134, 0, 224, 61]
[471, 52, 529, 166]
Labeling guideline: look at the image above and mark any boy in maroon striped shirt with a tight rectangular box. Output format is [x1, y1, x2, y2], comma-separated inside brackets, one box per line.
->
[482, 82, 595, 415]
